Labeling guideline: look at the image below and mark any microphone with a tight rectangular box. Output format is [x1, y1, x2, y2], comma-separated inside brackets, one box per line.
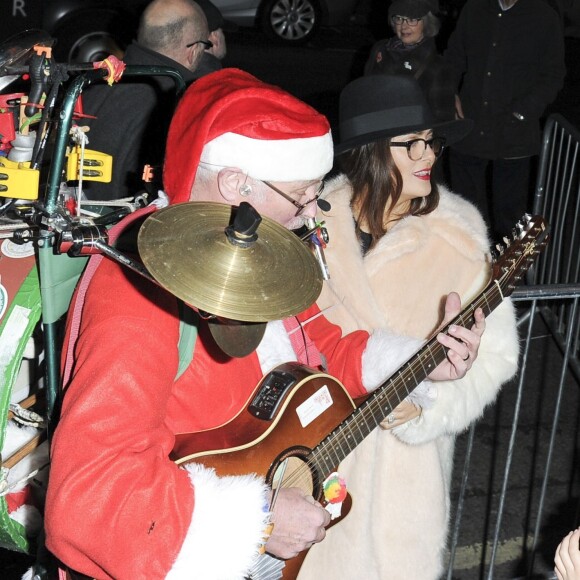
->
[304, 217, 330, 280]
[317, 198, 331, 211]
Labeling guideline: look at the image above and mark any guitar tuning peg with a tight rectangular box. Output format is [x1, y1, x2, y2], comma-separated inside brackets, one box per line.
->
[511, 226, 523, 241]
[503, 236, 511, 247]
[495, 243, 504, 255]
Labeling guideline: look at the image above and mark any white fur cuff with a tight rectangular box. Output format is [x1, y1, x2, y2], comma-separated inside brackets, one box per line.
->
[406, 379, 437, 409]
[167, 463, 271, 580]
[361, 328, 424, 392]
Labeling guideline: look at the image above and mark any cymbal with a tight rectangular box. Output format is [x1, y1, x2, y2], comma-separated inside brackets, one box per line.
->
[207, 318, 267, 358]
[137, 202, 323, 322]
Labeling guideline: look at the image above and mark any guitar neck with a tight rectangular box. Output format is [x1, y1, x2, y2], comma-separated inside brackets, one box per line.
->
[309, 278, 506, 476]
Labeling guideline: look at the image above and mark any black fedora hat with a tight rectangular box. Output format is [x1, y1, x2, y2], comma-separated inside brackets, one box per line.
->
[336, 75, 472, 154]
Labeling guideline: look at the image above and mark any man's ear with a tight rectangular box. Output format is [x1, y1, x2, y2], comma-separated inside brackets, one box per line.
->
[185, 43, 203, 69]
[184, 45, 195, 69]
[217, 168, 249, 202]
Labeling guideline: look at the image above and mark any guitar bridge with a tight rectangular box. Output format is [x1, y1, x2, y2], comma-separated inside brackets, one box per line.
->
[248, 370, 297, 420]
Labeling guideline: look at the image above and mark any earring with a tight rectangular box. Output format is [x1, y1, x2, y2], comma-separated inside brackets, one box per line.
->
[239, 184, 252, 197]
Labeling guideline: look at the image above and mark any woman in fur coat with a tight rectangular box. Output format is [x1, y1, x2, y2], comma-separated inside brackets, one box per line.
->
[298, 75, 520, 579]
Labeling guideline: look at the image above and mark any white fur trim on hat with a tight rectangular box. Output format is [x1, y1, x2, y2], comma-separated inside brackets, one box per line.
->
[201, 131, 334, 181]
[167, 463, 271, 580]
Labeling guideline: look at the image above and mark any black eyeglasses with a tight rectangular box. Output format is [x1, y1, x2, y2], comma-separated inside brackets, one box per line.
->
[391, 15, 422, 26]
[390, 136, 446, 161]
[186, 40, 213, 49]
[262, 180, 324, 216]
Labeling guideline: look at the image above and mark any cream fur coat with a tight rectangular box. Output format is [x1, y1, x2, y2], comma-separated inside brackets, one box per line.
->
[298, 176, 519, 580]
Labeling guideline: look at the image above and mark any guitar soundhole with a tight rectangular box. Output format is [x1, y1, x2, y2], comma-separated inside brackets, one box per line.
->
[266, 446, 322, 500]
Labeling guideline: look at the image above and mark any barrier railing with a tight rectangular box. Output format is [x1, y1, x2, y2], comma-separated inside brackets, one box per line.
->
[447, 285, 580, 579]
[530, 114, 580, 380]
[447, 113, 580, 579]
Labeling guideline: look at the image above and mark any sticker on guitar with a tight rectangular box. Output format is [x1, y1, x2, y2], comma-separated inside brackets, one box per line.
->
[296, 385, 333, 428]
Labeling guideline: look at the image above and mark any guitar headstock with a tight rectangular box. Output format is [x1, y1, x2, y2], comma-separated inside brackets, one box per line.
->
[490, 214, 549, 297]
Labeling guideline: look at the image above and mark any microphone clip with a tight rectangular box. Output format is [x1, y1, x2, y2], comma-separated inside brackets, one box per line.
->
[303, 217, 330, 280]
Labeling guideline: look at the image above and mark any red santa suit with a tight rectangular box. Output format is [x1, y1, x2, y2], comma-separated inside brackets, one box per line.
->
[45, 69, 429, 579]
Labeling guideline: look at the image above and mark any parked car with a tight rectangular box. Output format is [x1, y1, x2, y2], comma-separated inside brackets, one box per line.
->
[218, 0, 359, 44]
[0, 0, 358, 63]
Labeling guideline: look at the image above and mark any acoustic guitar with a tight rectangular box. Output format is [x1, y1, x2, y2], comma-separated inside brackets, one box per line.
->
[172, 215, 548, 580]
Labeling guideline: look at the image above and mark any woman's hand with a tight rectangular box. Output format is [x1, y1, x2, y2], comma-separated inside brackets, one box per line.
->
[428, 292, 486, 382]
[555, 528, 580, 580]
[380, 400, 421, 430]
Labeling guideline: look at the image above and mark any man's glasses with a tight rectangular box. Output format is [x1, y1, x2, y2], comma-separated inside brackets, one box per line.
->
[391, 15, 422, 26]
[390, 137, 446, 161]
[262, 180, 324, 216]
[186, 40, 214, 49]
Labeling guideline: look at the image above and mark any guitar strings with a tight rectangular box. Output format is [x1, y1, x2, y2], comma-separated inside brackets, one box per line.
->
[273, 233, 539, 493]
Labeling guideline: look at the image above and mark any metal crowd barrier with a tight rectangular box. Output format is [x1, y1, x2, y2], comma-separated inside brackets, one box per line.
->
[530, 114, 580, 380]
[446, 114, 580, 579]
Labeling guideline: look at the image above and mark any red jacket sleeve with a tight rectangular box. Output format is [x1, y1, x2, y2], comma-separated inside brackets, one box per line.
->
[297, 304, 370, 399]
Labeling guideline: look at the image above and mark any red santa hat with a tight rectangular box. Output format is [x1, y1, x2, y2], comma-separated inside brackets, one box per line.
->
[164, 68, 333, 204]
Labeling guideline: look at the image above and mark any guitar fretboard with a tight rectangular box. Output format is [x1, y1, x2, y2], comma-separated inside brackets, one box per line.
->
[309, 267, 516, 477]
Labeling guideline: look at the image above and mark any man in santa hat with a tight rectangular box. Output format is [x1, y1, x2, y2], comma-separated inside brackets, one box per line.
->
[45, 68, 485, 579]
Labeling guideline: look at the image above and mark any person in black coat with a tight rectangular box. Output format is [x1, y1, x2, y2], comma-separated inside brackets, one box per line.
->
[195, 0, 229, 76]
[444, 0, 566, 239]
[80, 0, 210, 201]
[364, 0, 456, 122]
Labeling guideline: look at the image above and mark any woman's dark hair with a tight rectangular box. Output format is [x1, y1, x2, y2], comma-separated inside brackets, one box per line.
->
[339, 139, 439, 249]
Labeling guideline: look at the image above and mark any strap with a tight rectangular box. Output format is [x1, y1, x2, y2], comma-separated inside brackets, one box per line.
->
[282, 317, 323, 368]
[175, 301, 198, 381]
[60, 202, 197, 384]
[62, 205, 158, 387]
